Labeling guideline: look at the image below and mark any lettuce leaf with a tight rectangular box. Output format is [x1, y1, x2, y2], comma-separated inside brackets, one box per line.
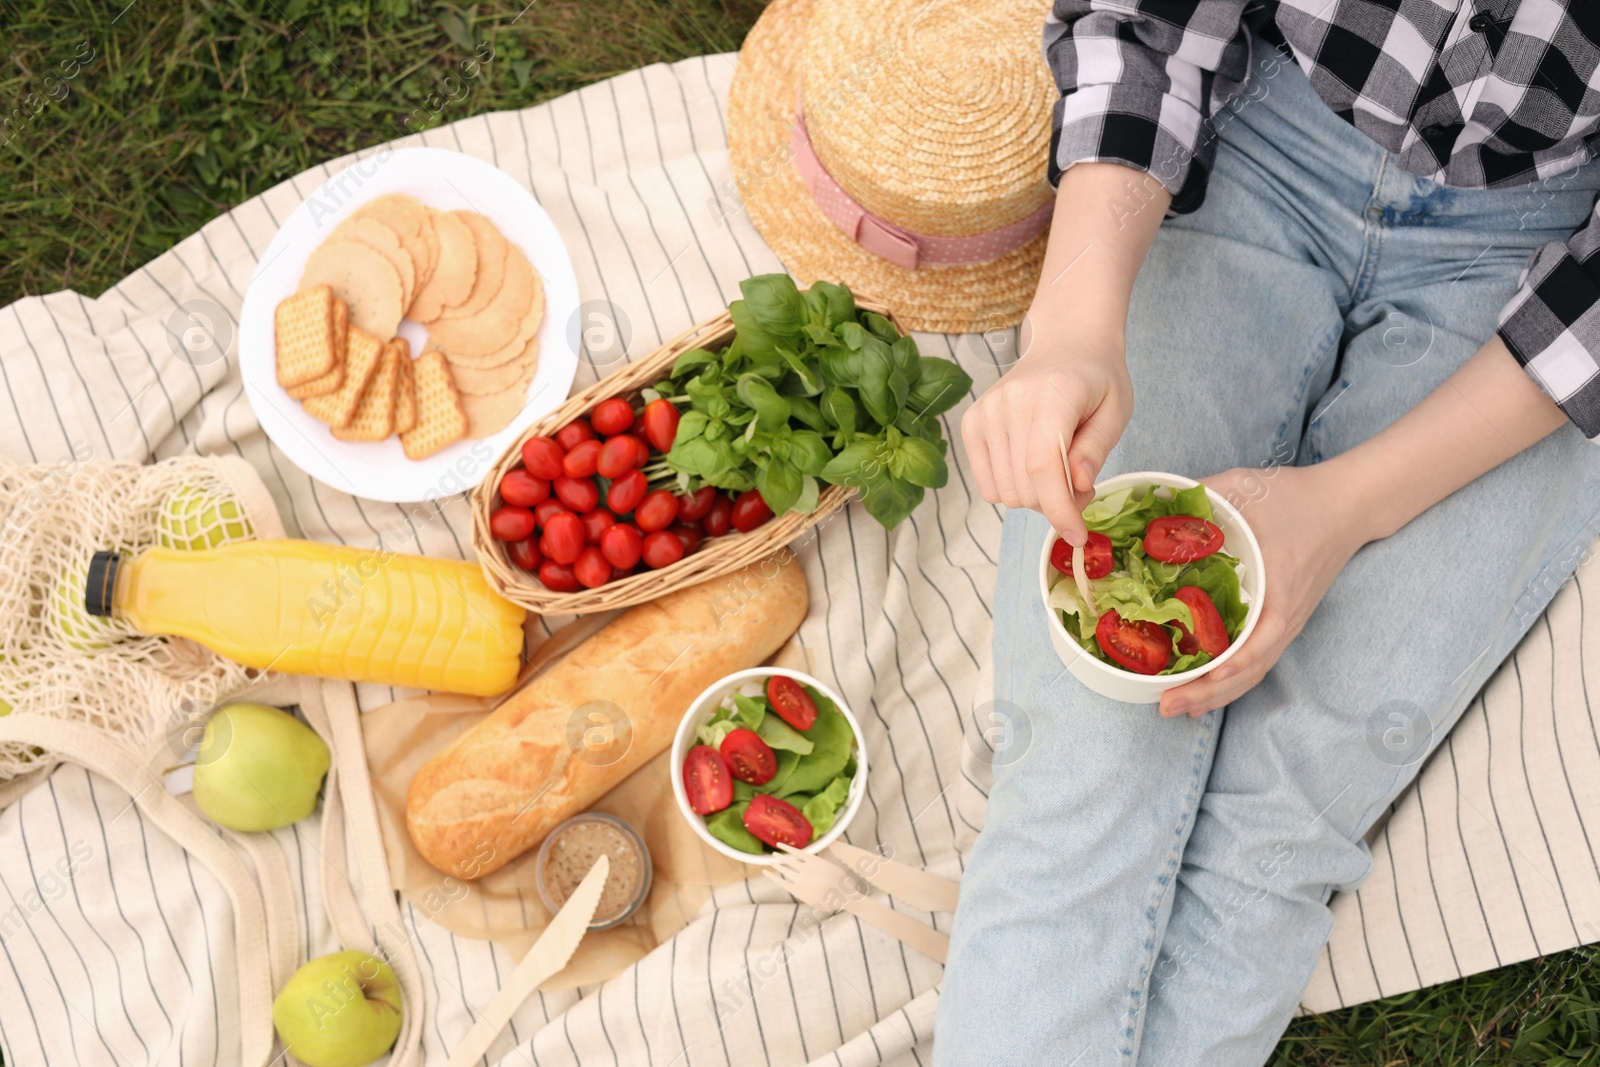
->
[705, 802, 765, 854]
[772, 689, 854, 798]
[800, 775, 852, 837]
[757, 715, 815, 755]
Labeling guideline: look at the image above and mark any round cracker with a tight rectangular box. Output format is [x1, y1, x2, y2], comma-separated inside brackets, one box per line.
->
[432, 269, 545, 369]
[425, 246, 537, 357]
[461, 386, 532, 439]
[353, 193, 425, 237]
[410, 210, 477, 322]
[299, 242, 404, 338]
[447, 337, 540, 395]
[437, 212, 507, 321]
[331, 217, 415, 310]
[413, 211, 441, 293]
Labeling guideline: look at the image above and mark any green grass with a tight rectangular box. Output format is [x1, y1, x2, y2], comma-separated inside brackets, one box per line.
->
[3, 2, 1598, 1064]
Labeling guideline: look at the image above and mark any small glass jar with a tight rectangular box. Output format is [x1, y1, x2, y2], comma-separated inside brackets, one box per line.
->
[534, 813, 652, 930]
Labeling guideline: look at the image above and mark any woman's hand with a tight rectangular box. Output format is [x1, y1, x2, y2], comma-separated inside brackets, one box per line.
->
[962, 312, 1133, 545]
[1158, 464, 1368, 718]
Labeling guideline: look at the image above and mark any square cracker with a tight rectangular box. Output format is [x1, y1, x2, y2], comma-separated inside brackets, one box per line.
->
[394, 350, 418, 434]
[332, 339, 403, 442]
[275, 286, 342, 387]
[400, 351, 469, 460]
[285, 298, 347, 399]
[303, 327, 382, 429]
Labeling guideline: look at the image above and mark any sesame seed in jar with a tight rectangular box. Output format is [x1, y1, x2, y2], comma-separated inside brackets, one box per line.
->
[535, 813, 652, 929]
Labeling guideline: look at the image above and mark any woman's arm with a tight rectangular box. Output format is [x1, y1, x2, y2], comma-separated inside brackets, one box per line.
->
[1159, 336, 1570, 717]
[962, 161, 1170, 544]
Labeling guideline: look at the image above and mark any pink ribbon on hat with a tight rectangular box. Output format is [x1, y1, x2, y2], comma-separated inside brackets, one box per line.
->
[789, 93, 1054, 271]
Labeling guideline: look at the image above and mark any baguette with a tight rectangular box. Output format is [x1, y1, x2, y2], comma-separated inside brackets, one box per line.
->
[405, 554, 808, 879]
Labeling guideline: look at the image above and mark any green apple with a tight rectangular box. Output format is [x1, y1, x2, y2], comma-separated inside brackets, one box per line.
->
[156, 485, 254, 551]
[272, 950, 403, 1067]
[192, 703, 330, 832]
[49, 557, 118, 652]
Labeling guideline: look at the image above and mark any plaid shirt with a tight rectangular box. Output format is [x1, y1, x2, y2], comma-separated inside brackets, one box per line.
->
[1044, 0, 1600, 440]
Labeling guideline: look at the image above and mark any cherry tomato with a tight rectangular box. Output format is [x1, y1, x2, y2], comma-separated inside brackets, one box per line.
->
[730, 489, 773, 533]
[537, 560, 581, 593]
[669, 523, 703, 554]
[555, 419, 595, 451]
[521, 436, 565, 481]
[562, 439, 602, 478]
[766, 675, 818, 730]
[635, 489, 680, 533]
[1173, 586, 1230, 657]
[743, 794, 813, 849]
[703, 493, 733, 537]
[640, 530, 685, 569]
[719, 728, 777, 785]
[589, 397, 636, 436]
[682, 744, 733, 815]
[1143, 515, 1225, 563]
[1049, 531, 1114, 579]
[599, 523, 644, 569]
[621, 433, 651, 466]
[506, 538, 541, 572]
[1095, 610, 1172, 675]
[533, 499, 571, 528]
[605, 469, 648, 514]
[540, 511, 585, 565]
[642, 398, 681, 453]
[580, 508, 616, 543]
[489, 505, 535, 542]
[676, 486, 716, 522]
[553, 475, 600, 513]
[596, 435, 642, 479]
[499, 469, 550, 508]
[573, 546, 613, 589]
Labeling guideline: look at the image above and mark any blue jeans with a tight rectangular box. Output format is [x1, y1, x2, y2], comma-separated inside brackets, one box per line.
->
[934, 33, 1600, 1067]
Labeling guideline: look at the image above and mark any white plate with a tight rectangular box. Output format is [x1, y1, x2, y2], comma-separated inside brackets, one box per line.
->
[239, 147, 580, 503]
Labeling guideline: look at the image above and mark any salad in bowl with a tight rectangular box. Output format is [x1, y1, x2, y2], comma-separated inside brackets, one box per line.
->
[1039, 471, 1265, 703]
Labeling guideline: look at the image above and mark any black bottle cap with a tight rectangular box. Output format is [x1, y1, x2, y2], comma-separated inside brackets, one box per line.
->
[85, 551, 121, 617]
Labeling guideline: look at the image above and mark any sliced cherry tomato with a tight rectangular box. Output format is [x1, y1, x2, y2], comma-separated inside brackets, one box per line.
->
[599, 523, 643, 569]
[521, 436, 566, 480]
[574, 546, 613, 589]
[731, 489, 773, 533]
[561, 439, 602, 478]
[1095, 610, 1172, 675]
[743, 794, 813, 849]
[703, 493, 732, 537]
[670, 522, 703, 554]
[635, 489, 680, 532]
[540, 511, 585, 565]
[538, 560, 581, 593]
[682, 744, 733, 815]
[640, 529, 685, 569]
[506, 538, 541, 572]
[596, 435, 641, 479]
[553, 475, 600, 513]
[675, 486, 716, 522]
[719, 728, 777, 785]
[641, 398, 681, 453]
[589, 397, 636, 437]
[605, 469, 648, 514]
[1049, 531, 1114, 579]
[499, 469, 550, 508]
[489, 505, 535, 542]
[533, 499, 571, 528]
[1143, 515, 1225, 563]
[580, 508, 616, 543]
[1173, 586, 1230, 657]
[555, 419, 595, 451]
[766, 675, 817, 730]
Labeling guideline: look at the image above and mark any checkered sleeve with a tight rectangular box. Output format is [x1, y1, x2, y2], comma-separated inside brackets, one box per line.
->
[1043, 0, 1252, 213]
[1497, 210, 1600, 441]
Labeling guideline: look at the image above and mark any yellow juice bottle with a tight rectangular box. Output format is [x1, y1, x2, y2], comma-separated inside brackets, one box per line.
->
[85, 540, 525, 697]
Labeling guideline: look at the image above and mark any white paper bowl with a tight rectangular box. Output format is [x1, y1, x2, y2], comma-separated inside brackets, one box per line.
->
[670, 667, 868, 866]
[1038, 471, 1267, 704]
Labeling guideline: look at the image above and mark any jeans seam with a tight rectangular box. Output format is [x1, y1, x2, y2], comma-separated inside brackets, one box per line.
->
[1118, 711, 1219, 1061]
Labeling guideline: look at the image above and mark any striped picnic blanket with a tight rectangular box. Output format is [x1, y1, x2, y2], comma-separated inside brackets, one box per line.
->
[0, 50, 1597, 1067]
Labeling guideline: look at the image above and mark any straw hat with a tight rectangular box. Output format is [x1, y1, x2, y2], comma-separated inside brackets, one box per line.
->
[727, 0, 1056, 334]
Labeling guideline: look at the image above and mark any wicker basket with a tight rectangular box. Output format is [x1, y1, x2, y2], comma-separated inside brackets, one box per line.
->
[472, 293, 897, 614]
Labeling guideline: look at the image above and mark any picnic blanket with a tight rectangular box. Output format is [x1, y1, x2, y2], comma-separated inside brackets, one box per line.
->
[1, 50, 1599, 1067]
